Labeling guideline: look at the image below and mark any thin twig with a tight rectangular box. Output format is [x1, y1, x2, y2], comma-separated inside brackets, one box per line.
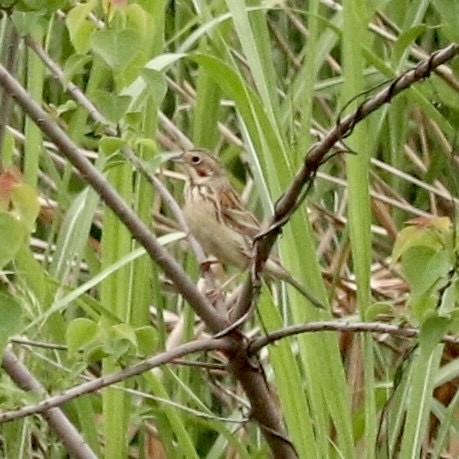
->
[249, 320, 459, 354]
[2, 349, 98, 459]
[0, 338, 231, 424]
[0, 62, 227, 333]
[25, 36, 223, 310]
[0, 50, 296, 458]
[233, 43, 459, 321]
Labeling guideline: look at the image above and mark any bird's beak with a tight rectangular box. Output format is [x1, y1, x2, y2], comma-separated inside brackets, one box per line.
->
[168, 151, 184, 163]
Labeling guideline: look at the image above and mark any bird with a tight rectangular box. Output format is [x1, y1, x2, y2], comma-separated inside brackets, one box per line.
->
[176, 149, 323, 309]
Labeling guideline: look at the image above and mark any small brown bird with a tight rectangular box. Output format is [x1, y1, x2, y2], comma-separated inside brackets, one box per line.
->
[177, 149, 323, 309]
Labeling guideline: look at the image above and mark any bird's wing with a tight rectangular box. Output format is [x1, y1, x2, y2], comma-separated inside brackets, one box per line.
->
[219, 185, 261, 239]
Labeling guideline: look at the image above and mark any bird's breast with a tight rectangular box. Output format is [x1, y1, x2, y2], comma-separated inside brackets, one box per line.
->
[182, 194, 249, 269]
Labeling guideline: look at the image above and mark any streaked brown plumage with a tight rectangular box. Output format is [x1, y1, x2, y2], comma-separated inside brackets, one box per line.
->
[178, 149, 323, 309]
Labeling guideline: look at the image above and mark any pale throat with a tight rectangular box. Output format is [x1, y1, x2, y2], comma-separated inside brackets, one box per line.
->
[184, 176, 216, 203]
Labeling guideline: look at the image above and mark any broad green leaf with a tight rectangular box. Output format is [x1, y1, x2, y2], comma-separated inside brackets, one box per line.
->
[419, 316, 450, 354]
[431, 0, 459, 42]
[103, 324, 137, 360]
[135, 326, 158, 355]
[99, 136, 127, 156]
[0, 214, 28, 269]
[16, 0, 69, 12]
[11, 11, 46, 34]
[11, 183, 40, 231]
[134, 138, 157, 155]
[392, 226, 446, 263]
[410, 290, 438, 322]
[366, 302, 395, 321]
[51, 100, 78, 116]
[140, 69, 167, 106]
[66, 318, 98, 355]
[402, 246, 451, 297]
[63, 54, 92, 82]
[65, 0, 97, 54]
[111, 323, 137, 346]
[0, 292, 22, 353]
[92, 90, 132, 123]
[125, 4, 154, 45]
[90, 29, 142, 73]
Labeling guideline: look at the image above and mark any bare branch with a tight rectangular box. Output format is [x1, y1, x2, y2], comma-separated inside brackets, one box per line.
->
[249, 320, 459, 354]
[2, 349, 98, 459]
[0, 62, 227, 334]
[233, 43, 459, 320]
[0, 52, 297, 457]
[0, 337, 231, 424]
[25, 36, 223, 309]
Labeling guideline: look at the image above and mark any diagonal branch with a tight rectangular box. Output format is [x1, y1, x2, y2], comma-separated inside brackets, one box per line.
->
[2, 349, 97, 459]
[233, 42, 459, 320]
[25, 35, 224, 310]
[0, 60, 297, 457]
[0, 338, 231, 424]
[0, 62, 227, 335]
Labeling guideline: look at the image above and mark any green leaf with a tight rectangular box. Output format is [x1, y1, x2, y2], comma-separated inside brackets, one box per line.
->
[125, 4, 154, 45]
[99, 136, 127, 156]
[66, 318, 98, 355]
[1, 130, 15, 168]
[393, 25, 426, 63]
[11, 183, 40, 231]
[63, 54, 92, 82]
[402, 246, 451, 297]
[135, 326, 158, 355]
[365, 302, 395, 321]
[392, 226, 446, 263]
[10, 11, 47, 34]
[65, 0, 97, 54]
[431, 0, 459, 42]
[16, 0, 69, 13]
[111, 323, 137, 346]
[92, 90, 132, 123]
[410, 289, 438, 322]
[0, 292, 22, 353]
[134, 138, 156, 155]
[140, 69, 167, 107]
[51, 100, 78, 116]
[124, 112, 142, 129]
[90, 29, 142, 73]
[0, 214, 28, 269]
[419, 316, 450, 355]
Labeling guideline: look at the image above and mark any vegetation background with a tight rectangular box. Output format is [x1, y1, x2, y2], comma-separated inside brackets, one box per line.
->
[0, 0, 458, 458]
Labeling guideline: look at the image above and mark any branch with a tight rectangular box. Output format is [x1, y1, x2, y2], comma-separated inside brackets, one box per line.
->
[25, 35, 224, 310]
[0, 62, 227, 334]
[249, 320, 459, 354]
[2, 349, 97, 459]
[233, 42, 459, 320]
[0, 54, 297, 457]
[0, 337, 231, 424]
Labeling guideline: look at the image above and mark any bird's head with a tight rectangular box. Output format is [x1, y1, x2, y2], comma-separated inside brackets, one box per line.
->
[178, 149, 224, 184]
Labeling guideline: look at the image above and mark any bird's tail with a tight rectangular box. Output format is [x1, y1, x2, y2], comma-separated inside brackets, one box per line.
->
[264, 258, 325, 309]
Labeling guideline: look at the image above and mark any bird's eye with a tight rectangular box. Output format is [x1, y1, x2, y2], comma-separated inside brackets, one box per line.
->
[190, 155, 201, 164]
